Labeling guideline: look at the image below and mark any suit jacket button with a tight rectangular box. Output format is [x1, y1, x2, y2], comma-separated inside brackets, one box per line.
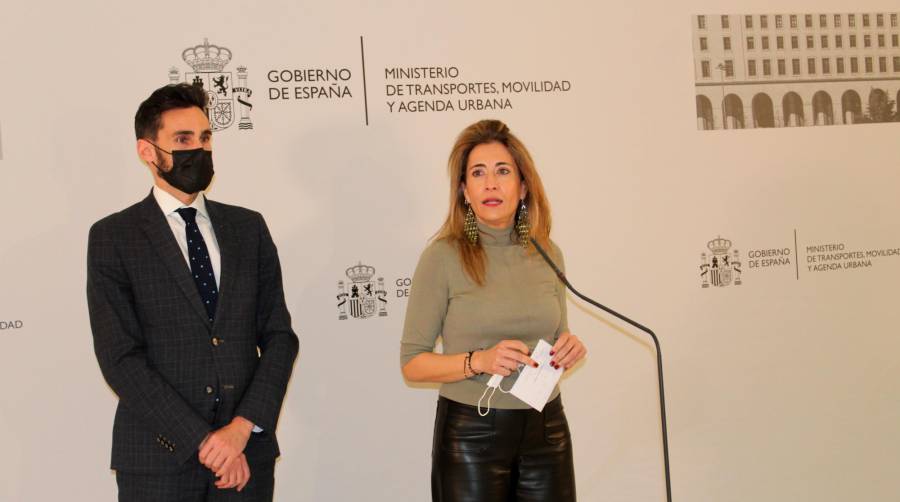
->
[212, 337, 220, 347]
[205, 386, 214, 395]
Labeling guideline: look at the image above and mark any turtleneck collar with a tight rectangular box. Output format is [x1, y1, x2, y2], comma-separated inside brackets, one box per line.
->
[477, 221, 518, 247]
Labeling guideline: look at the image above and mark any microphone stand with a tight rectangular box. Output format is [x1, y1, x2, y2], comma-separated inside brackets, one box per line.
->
[531, 238, 673, 502]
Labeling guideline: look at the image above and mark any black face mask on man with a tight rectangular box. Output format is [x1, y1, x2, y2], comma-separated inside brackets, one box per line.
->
[148, 142, 214, 194]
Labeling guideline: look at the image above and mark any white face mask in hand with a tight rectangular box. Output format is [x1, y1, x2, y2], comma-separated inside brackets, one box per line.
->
[477, 339, 563, 416]
[477, 373, 514, 417]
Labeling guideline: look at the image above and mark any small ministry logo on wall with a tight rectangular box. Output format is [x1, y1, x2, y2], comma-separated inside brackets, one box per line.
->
[337, 262, 387, 320]
[701, 236, 742, 288]
[169, 39, 253, 131]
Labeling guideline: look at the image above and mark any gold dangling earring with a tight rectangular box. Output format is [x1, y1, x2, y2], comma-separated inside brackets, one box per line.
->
[516, 198, 530, 247]
[464, 202, 478, 244]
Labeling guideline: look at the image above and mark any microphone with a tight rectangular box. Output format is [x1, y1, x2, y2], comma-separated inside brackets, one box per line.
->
[531, 238, 673, 502]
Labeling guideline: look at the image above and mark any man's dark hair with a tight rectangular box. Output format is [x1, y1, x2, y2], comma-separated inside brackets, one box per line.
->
[134, 83, 208, 140]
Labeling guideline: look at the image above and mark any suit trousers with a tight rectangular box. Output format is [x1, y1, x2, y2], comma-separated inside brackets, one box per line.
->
[116, 399, 276, 502]
[431, 395, 576, 502]
[115, 459, 274, 502]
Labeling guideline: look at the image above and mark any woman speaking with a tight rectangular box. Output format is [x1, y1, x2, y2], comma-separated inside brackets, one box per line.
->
[401, 119, 587, 501]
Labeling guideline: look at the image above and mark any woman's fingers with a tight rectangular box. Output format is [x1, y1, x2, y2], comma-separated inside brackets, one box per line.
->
[553, 335, 587, 369]
[498, 341, 538, 367]
[551, 332, 571, 354]
[551, 340, 576, 368]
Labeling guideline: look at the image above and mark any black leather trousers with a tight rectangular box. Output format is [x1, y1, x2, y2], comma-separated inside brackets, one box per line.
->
[431, 396, 576, 502]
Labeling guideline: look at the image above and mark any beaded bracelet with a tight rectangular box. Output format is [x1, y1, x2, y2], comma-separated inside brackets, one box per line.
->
[465, 350, 482, 378]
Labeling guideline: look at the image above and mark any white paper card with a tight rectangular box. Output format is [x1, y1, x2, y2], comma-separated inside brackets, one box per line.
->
[510, 339, 563, 411]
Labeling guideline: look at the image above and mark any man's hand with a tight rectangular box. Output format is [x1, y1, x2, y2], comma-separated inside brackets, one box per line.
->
[214, 453, 251, 491]
[198, 416, 254, 475]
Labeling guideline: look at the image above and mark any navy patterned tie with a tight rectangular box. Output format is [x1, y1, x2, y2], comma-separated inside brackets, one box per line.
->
[175, 207, 218, 322]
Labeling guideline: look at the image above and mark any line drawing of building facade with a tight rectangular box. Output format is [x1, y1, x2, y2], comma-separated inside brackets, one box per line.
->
[693, 13, 900, 130]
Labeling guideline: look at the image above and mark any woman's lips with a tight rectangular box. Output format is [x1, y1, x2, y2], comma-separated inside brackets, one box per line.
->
[482, 198, 502, 207]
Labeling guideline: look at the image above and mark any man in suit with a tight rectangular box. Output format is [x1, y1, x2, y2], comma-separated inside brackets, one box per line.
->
[87, 83, 299, 501]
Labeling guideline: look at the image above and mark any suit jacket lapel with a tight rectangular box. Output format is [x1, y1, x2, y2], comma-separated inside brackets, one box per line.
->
[137, 192, 213, 327]
[206, 199, 239, 319]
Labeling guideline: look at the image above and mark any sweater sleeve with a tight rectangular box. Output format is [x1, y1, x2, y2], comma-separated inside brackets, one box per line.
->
[400, 241, 451, 367]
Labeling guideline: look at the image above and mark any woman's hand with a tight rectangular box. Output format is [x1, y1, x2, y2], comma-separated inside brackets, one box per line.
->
[473, 340, 538, 376]
[550, 332, 586, 370]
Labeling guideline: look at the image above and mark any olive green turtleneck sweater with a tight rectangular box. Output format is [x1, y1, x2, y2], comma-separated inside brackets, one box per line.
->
[401, 222, 567, 409]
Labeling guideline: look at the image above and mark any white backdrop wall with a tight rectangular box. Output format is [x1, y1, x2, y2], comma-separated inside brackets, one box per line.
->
[1, 1, 899, 501]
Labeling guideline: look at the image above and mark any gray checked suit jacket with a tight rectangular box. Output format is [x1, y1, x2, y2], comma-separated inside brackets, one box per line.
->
[87, 192, 299, 474]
